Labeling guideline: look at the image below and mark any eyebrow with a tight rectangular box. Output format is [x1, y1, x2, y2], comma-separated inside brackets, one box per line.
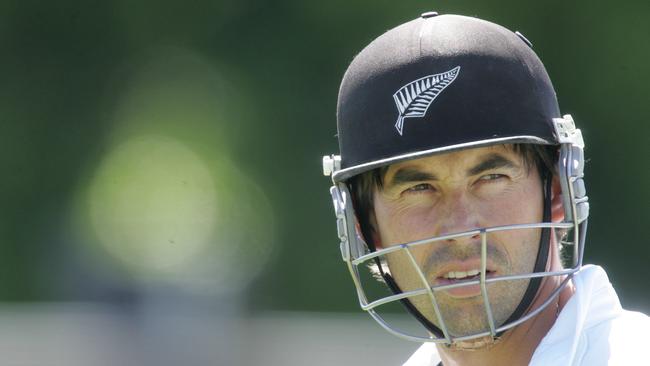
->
[466, 153, 518, 176]
[387, 168, 438, 187]
[386, 153, 519, 188]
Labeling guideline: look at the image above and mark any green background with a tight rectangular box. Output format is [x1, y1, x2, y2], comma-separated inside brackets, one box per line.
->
[0, 0, 648, 316]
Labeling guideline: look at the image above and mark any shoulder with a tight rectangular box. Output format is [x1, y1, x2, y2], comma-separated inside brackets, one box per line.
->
[593, 309, 650, 365]
[574, 265, 649, 332]
[533, 265, 650, 365]
[573, 309, 650, 365]
[575, 266, 650, 363]
[403, 343, 440, 366]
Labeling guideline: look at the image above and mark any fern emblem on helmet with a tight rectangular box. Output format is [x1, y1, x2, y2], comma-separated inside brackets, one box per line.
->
[393, 66, 461, 135]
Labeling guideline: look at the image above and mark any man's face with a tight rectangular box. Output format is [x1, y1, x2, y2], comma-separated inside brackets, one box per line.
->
[371, 145, 544, 337]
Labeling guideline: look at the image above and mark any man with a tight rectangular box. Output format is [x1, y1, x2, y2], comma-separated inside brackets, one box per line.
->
[322, 12, 650, 365]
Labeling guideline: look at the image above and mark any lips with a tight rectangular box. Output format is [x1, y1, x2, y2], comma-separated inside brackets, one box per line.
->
[440, 268, 497, 280]
[442, 269, 480, 279]
[433, 259, 498, 280]
[431, 261, 499, 298]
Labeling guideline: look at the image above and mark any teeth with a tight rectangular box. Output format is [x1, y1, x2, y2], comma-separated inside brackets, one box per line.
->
[444, 269, 481, 279]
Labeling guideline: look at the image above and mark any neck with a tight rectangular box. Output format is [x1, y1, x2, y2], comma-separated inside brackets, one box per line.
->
[436, 274, 574, 366]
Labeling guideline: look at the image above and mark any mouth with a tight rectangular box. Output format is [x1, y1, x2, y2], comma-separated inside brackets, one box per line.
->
[441, 269, 494, 280]
[434, 268, 498, 298]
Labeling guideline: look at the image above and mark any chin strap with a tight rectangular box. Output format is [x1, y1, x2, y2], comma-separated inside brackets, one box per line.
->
[496, 173, 552, 336]
[376, 259, 446, 337]
[373, 172, 553, 341]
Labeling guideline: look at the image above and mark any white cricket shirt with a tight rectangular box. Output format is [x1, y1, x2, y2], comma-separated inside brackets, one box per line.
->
[403, 265, 650, 366]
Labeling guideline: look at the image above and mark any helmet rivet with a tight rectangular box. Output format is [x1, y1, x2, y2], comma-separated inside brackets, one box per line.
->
[421, 11, 439, 18]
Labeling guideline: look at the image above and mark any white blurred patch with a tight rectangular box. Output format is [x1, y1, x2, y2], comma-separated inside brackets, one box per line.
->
[0, 305, 417, 366]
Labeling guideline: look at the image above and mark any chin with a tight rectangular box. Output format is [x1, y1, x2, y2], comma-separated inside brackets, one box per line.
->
[447, 335, 501, 351]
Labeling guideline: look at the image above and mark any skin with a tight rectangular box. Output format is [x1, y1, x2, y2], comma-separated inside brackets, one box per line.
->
[370, 145, 574, 366]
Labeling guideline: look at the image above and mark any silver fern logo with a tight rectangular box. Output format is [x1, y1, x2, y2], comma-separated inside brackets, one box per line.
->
[393, 66, 461, 135]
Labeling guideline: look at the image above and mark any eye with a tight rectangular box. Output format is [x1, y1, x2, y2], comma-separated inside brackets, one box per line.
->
[479, 173, 507, 181]
[404, 183, 435, 194]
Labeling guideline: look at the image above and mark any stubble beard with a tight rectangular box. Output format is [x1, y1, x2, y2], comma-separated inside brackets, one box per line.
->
[409, 277, 530, 340]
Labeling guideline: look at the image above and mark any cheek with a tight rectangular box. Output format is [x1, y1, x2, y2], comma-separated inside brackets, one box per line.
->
[479, 183, 544, 226]
[375, 201, 433, 246]
[499, 227, 542, 273]
[484, 190, 544, 272]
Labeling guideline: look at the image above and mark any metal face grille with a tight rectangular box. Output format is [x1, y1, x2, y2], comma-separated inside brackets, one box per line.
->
[345, 222, 580, 343]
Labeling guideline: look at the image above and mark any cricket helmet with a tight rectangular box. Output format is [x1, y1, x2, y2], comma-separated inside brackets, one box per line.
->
[323, 13, 589, 344]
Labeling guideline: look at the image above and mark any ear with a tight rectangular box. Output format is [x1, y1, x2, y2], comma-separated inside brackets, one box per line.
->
[371, 233, 383, 249]
[550, 176, 565, 223]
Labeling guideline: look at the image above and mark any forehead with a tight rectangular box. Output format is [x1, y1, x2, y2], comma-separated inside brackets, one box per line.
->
[383, 145, 522, 180]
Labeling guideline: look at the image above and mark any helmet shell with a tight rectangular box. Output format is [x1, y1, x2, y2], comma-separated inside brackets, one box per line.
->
[335, 14, 561, 182]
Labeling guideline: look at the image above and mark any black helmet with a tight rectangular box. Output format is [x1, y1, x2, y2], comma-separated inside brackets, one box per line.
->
[333, 13, 560, 183]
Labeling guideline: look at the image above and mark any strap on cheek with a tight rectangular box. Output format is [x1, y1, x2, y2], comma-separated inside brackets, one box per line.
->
[375, 258, 446, 338]
[496, 173, 552, 336]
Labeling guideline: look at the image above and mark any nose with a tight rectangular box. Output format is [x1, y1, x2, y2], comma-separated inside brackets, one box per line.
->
[435, 190, 482, 242]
